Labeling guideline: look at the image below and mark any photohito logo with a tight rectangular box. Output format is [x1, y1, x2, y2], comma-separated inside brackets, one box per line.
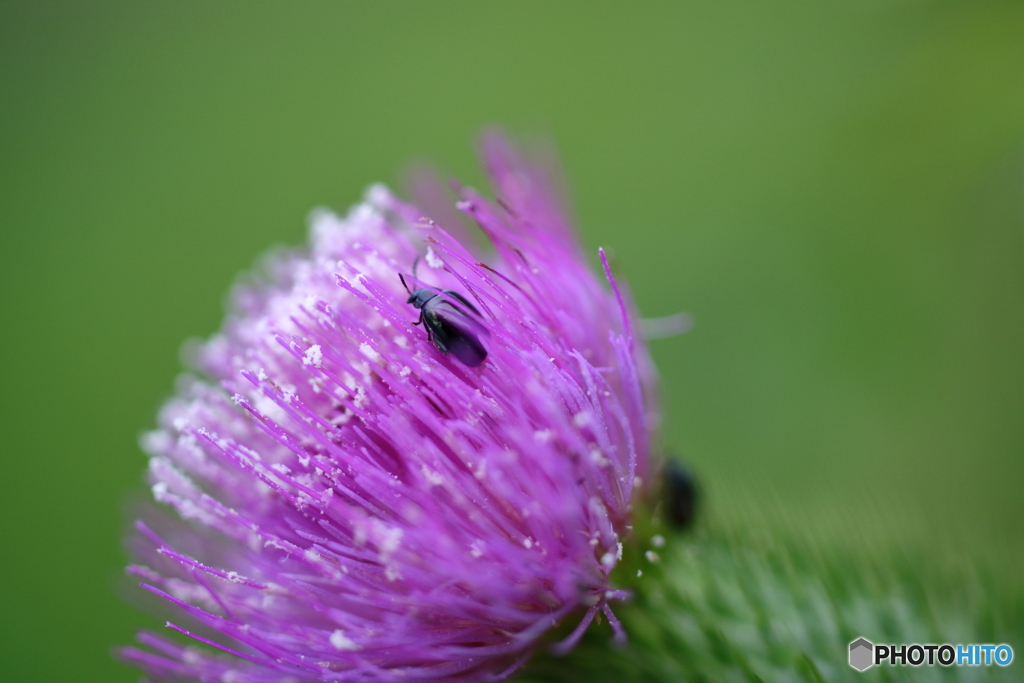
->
[849, 638, 1013, 671]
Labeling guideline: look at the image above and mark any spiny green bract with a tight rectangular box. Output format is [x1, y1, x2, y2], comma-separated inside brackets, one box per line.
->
[518, 512, 1022, 683]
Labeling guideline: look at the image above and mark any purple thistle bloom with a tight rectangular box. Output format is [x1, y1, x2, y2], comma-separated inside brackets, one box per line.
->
[123, 133, 659, 682]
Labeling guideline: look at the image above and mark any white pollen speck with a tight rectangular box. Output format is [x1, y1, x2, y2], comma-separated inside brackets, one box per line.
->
[573, 412, 591, 427]
[353, 387, 368, 409]
[651, 534, 665, 548]
[257, 368, 267, 381]
[330, 630, 359, 651]
[645, 550, 660, 563]
[424, 246, 443, 268]
[524, 538, 533, 549]
[420, 465, 444, 486]
[359, 342, 379, 361]
[399, 366, 411, 377]
[637, 569, 643, 577]
[302, 345, 323, 368]
[225, 571, 244, 584]
[533, 429, 554, 443]
[376, 525, 403, 555]
[470, 542, 483, 559]
[617, 541, 624, 560]
[633, 476, 643, 489]
[601, 552, 615, 567]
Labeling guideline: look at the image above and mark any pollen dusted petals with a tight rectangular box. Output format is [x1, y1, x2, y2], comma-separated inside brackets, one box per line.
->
[123, 134, 659, 682]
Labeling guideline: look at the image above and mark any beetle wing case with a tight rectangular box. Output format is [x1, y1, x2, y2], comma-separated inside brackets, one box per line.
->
[427, 298, 490, 367]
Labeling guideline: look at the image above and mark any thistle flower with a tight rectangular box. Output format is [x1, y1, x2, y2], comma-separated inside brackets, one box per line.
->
[123, 133, 658, 682]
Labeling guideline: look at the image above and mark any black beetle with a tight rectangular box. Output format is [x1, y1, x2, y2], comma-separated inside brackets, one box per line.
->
[663, 457, 699, 530]
[399, 273, 489, 367]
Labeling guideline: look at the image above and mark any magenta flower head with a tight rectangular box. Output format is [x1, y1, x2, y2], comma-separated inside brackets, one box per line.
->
[123, 132, 659, 682]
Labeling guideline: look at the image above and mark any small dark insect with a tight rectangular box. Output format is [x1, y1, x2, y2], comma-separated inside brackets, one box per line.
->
[399, 272, 489, 367]
[663, 457, 699, 530]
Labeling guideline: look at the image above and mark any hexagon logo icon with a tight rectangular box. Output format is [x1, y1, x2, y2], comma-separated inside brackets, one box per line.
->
[849, 637, 874, 671]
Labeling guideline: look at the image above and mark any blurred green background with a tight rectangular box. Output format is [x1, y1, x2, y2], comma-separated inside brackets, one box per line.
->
[2, 1, 1022, 680]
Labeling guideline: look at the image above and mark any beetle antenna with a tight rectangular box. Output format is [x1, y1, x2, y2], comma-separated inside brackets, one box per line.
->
[411, 256, 421, 279]
[399, 273, 412, 295]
